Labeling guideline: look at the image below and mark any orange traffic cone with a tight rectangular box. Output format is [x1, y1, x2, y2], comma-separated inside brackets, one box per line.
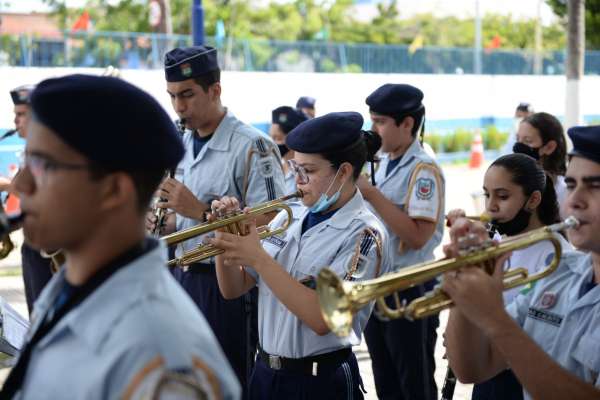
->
[468, 130, 484, 169]
[5, 164, 20, 214]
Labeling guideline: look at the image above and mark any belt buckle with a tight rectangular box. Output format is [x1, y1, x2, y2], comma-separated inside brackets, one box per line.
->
[181, 265, 189, 272]
[268, 354, 282, 370]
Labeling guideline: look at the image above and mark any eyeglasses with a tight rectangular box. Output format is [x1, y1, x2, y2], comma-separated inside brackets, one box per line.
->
[287, 159, 335, 185]
[19, 152, 90, 184]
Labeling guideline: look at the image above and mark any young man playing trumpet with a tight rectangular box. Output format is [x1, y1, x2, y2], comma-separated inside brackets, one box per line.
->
[443, 125, 600, 399]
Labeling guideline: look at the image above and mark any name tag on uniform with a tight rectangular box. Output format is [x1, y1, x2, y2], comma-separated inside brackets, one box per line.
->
[527, 307, 563, 327]
[264, 236, 286, 248]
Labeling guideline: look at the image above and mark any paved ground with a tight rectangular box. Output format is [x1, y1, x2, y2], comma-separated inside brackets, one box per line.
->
[0, 162, 490, 399]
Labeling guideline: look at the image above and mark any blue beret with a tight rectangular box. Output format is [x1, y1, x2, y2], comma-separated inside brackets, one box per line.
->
[366, 84, 424, 117]
[10, 84, 35, 105]
[568, 125, 600, 165]
[30, 74, 184, 170]
[271, 106, 308, 134]
[286, 112, 363, 153]
[296, 96, 316, 109]
[164, 46, 219, 82]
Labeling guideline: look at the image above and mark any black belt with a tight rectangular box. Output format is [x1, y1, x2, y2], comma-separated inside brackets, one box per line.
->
[258, 347, 351, 375]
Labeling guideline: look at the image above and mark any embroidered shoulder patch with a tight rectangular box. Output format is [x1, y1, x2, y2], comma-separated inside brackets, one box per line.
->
[416, 177, 435, 200]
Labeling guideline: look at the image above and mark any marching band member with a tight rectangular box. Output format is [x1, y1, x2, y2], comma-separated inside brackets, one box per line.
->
[8, 84, 54, 314]
[444, 126, 600, 400]
[150, 45, 286, 396]
[269, 106, 308, 194]
[512, 112, 568, 214]
[296, 96, 316, 118]
[357, 84, 444, 400]
[1, 75, 239, 399]
[210, 112, 390, 399]
[447, 152, 573, 400]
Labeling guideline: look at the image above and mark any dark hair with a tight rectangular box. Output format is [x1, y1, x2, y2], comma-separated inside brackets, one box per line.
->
[522, 112, 567, 176]
[89, 165, 165, 212]
[322, 130, 382, 180]
[490, 153, 560, 226]
[193, 70, 221, 92]
[394, 106, 425, 137]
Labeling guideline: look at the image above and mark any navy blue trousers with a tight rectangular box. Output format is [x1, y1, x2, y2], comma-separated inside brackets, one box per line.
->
[171, 263, 258, 398]
[21, 244, 53, 314]
[249, 351, 364, 400]
[364, 285, 438, 400]
[472, 369, 523, 400]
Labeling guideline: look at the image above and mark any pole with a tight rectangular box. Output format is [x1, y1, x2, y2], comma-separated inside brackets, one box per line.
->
[192, 0, 205, 45]
[565, 0, 585, 139]
[474, 0, 482, 74]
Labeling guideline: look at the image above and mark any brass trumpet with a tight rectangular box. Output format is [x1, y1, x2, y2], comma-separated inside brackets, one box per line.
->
[317, 217, 579, 337]
[163, 190, 303, 267]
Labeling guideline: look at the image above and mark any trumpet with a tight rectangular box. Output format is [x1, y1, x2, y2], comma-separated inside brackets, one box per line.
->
[163, 190, 303, 267]
[0, 210, 23, 259]
[317, 217, 579, 337]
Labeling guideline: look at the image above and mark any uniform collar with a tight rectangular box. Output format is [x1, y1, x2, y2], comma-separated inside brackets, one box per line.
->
[35, 240, 168, 352]
[206, 108, 235, 152]
[378, 138, 422, 184]
[295, 189, 367, 238]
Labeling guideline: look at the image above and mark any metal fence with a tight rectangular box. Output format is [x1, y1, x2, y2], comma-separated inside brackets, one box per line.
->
[3, 30, 600, 75]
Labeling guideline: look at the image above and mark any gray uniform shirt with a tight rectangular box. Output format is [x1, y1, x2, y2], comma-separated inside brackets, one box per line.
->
[370, 138, 445, 269]
[16, 241, 240, 400]
[507, 251, 600, 400]
[247, 190, 390, 358]
[174, 110, 285, 257]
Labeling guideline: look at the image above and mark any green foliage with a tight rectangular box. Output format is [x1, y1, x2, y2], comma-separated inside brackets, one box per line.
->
[41, 0, 567, 51]
[424, 132, 443, 153]
[443, 129, 473, 153]
[481, 126, 509, 150]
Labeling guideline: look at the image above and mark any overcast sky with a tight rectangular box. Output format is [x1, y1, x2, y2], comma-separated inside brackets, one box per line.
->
[1, 0, 559, 25]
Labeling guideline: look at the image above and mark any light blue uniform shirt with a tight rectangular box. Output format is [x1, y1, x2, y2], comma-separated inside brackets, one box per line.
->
[370, 139, 445, 270]
[246, 190, 390, 358]
[174, 110, 285, 258]
[17, 241, 240, 400]
[507, 251, 600, 400]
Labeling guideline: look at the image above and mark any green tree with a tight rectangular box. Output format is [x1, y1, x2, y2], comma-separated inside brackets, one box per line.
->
[547, 0, 600, 49]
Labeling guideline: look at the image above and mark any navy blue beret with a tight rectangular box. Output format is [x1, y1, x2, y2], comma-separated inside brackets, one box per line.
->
[10, 84, 35, 105]
[366, 84, 424, 117]
[568, 125, 600, 165]
[296, 96, 316, 109]
[30, 74, 184, 170]
[286, 112, 363, 153]
[272, 106, 308, 134]
[164, 46, 219, 82]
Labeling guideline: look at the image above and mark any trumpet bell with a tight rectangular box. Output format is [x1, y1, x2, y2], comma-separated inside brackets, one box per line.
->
[316, 269, 354, 337]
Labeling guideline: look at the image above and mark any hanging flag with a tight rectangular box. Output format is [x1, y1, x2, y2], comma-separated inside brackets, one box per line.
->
[72, 11, 91, 31]
[409, 34, 424, 55]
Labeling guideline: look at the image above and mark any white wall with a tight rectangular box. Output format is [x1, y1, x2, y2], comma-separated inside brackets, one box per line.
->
[1, 67, 599, 129]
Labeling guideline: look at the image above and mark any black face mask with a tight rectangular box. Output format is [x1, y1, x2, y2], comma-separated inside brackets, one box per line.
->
[491, 207, 532, 236]
[277, 144, 290, 158]
[513, 142, 540, 160]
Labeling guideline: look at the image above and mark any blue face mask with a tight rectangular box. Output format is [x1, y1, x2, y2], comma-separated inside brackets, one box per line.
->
[308, 168, 345, 213]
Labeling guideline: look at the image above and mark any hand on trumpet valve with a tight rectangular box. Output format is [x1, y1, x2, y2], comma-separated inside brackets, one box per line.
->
[445, 208, 466, 227]
[158, 177, 208, 220]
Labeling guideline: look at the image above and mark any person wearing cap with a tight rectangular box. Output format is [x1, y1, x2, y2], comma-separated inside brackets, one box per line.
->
[296, 96, 316, 119]
[270, 106, 308, 194]
[1, 74, 240, 399]
[8, 84, 55, 315]
[443, 125, 600, 400]
[209, 112, 390, 399]
[154, 45, 286, 396]
[357, 83, 444, 399]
